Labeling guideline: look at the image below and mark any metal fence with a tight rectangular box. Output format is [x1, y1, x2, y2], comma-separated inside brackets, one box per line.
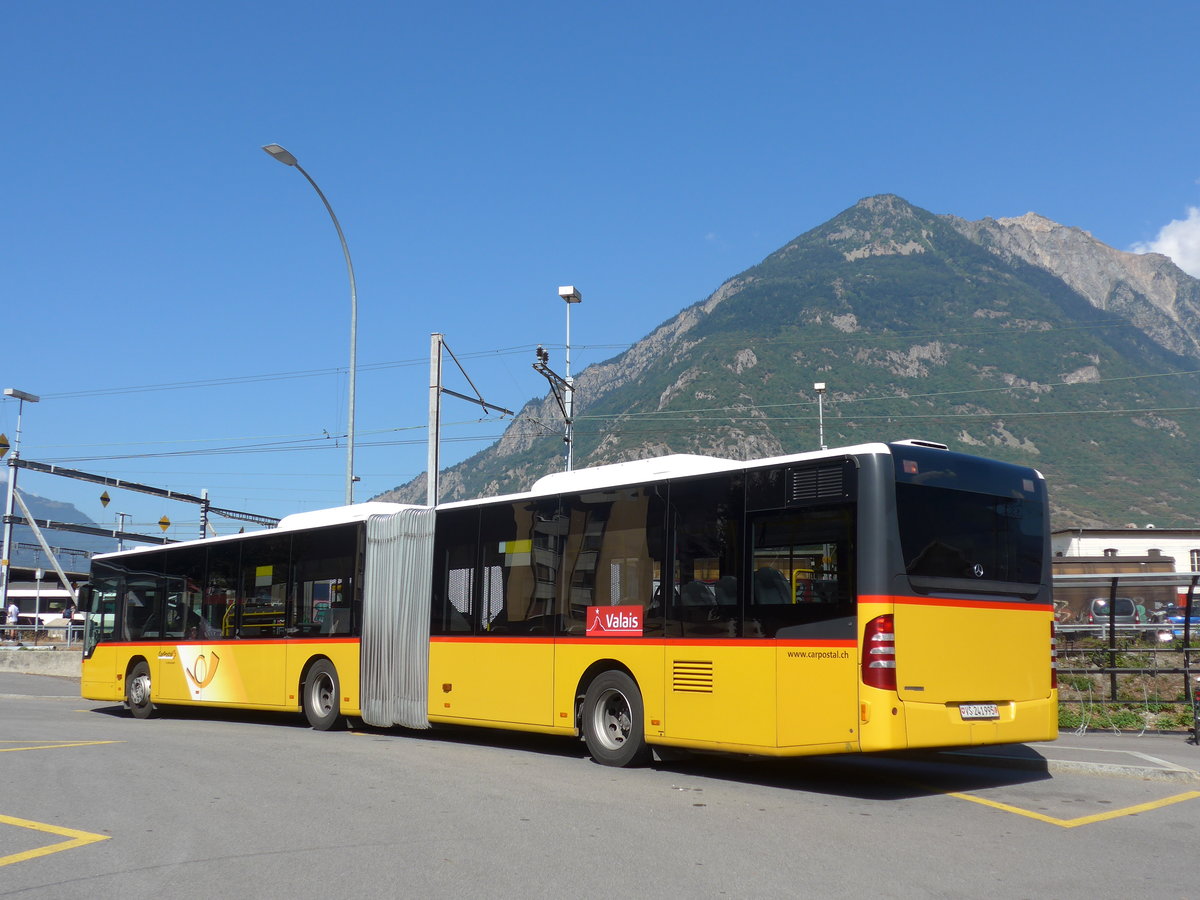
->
[1054, 572, 1198, 741]
[1, 619, 81, 648]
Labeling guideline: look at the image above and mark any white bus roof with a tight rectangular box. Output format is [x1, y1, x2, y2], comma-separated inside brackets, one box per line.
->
[274, 501, 419, 531]
[95, 442, 924, 561]
[94, 501, 422, 561]
[438, 442, 897, 511]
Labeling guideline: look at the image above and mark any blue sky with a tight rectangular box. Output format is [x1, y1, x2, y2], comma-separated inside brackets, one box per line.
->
[2, 1, 1199, 544]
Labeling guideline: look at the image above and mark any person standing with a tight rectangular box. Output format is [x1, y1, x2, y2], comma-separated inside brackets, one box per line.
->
[62, 600, 77, 641]
[5, 600, 19, 640]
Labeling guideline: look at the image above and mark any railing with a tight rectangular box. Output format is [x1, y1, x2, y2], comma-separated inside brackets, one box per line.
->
[1053, 572, 1197, 741]
[1, 619, 81, 648]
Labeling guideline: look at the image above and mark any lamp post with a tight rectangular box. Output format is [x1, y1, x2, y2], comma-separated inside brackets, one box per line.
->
[262, 143, 358, 505]
[34, 567, 43, 643]
[558, 286, 582, 471]
[1, 387, 40, 618]
[814, 382, 827, 451]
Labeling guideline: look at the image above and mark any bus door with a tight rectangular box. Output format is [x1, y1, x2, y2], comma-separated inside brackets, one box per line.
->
[79, 581, 120, 701]
[661, 472, 766, 746]
[749, 506, 859, 749]
[429, 504, 555, 727]
[114, 563, 193, 703]
[156, 574, 236, 703]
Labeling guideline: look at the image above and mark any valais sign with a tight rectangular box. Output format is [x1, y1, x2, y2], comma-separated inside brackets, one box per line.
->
[585, 606, 643, 637]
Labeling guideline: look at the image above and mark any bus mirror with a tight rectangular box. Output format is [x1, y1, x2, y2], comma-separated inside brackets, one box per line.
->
[77, 584, 93, 613]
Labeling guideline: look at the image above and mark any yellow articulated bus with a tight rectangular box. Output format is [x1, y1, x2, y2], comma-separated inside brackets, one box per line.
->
[80, 440, 1057, 766]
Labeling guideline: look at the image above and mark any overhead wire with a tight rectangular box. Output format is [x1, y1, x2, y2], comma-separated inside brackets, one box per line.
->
[18, 318, 1199, 469]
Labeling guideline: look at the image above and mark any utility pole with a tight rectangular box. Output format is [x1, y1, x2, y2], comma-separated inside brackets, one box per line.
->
[1, 388, 39, 618]
[814, 382, 827, 451]
[559, 286, 581, 470]
[427, 333, 514, 507]
[532, 286, 582, 472]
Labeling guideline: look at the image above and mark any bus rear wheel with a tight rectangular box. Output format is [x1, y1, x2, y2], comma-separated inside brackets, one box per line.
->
[303, 659, 342, 731]
[582, 671, 651, 767]
[127, 661, 156, 719]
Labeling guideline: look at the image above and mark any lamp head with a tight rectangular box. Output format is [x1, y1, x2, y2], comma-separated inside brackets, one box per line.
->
[262, 144, 298, 167]
[3, 388, 39, 403]
[557, 285, 582, 304]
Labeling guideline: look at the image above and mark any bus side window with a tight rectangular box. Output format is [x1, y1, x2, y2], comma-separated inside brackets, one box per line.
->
[292, 525, 358, 637]
[239, 533, 291, 639]
[666, 474, 743, 639]
[121, 556, 164, 642]
[478, 502, 547, 635]
[162, 543, 211, 640]
[749, 505, 856, 639]
[204, 542, 240, 640]
[431, 508, 478, 635]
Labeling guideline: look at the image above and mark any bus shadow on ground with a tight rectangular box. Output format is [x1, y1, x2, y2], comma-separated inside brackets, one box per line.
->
[357, 720, 1053, 800]
[645, 750, 1052, 801]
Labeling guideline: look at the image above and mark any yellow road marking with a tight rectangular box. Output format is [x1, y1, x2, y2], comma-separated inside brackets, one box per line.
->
[946, 789, 1200, 828]
[0, 814, 110, 867]
[0, 741, 122, 753]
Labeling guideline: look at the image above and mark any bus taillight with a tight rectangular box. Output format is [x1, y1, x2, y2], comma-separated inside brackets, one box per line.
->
[862, 614, 896, 691]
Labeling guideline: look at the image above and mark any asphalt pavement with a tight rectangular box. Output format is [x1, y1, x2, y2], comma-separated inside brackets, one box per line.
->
[2, 670, 1197, 782]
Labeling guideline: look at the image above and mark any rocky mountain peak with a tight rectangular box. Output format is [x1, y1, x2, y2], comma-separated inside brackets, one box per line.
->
[946, 210, 1200, 358]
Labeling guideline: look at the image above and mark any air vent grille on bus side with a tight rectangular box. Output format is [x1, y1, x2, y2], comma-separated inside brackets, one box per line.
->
[787, 463, 848, 505]
[672, 660, 714, 693]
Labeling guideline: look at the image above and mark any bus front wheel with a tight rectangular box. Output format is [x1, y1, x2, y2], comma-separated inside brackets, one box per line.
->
[582, 671, 651, 767]
[127, 661, 156, 719]
[303, 659, 342, 731]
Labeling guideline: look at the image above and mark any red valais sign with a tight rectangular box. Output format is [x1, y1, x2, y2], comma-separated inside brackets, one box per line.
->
[585, 606, 643, 637]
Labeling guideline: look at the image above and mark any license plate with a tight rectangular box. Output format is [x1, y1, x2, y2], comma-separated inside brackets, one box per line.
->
[959, 703, 999, 720]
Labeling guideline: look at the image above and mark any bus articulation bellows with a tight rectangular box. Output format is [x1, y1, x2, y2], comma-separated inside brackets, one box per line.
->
[79, 441, 1057, 766]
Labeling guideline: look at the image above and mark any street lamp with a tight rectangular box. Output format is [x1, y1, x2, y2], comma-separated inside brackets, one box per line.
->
[558, 286, 582, 471]
[262, 143, 359, 505]
[1, 387, 40, 618]
[814, 382, 827, 451]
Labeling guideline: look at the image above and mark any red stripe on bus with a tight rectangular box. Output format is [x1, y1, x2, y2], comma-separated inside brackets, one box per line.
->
[431, 635, 857, 649]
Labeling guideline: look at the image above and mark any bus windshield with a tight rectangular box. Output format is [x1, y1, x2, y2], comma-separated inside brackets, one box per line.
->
[892, 445, 1045, 594]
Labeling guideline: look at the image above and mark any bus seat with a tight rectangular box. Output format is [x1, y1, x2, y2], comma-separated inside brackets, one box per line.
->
[321, 609, 350, 635]
[753, 568, 791, 605]
[680, 581, 715, 610]
[715, 576, 738, 606]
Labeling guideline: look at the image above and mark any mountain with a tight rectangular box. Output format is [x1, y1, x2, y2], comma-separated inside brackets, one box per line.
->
[375, 195, 1200, 528]
[946, 211, 1200, 359]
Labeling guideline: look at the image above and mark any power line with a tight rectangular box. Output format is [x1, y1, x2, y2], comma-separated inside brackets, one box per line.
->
[21, 318, 1146, 404]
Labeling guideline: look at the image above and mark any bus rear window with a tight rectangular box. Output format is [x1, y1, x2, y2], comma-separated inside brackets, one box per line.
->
[893, 447, 1045, 591]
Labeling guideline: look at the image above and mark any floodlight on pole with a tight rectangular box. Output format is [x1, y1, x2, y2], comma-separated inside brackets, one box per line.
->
[262, 143, 358, 505]
[558, 286, 582, 471]
[1, 387, 40, 618]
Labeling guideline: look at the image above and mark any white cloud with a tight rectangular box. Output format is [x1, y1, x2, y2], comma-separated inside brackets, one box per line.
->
[1131, 206, 1200, 278]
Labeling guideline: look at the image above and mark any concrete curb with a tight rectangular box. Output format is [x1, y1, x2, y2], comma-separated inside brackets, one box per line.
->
[0, 647, 82, 678]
